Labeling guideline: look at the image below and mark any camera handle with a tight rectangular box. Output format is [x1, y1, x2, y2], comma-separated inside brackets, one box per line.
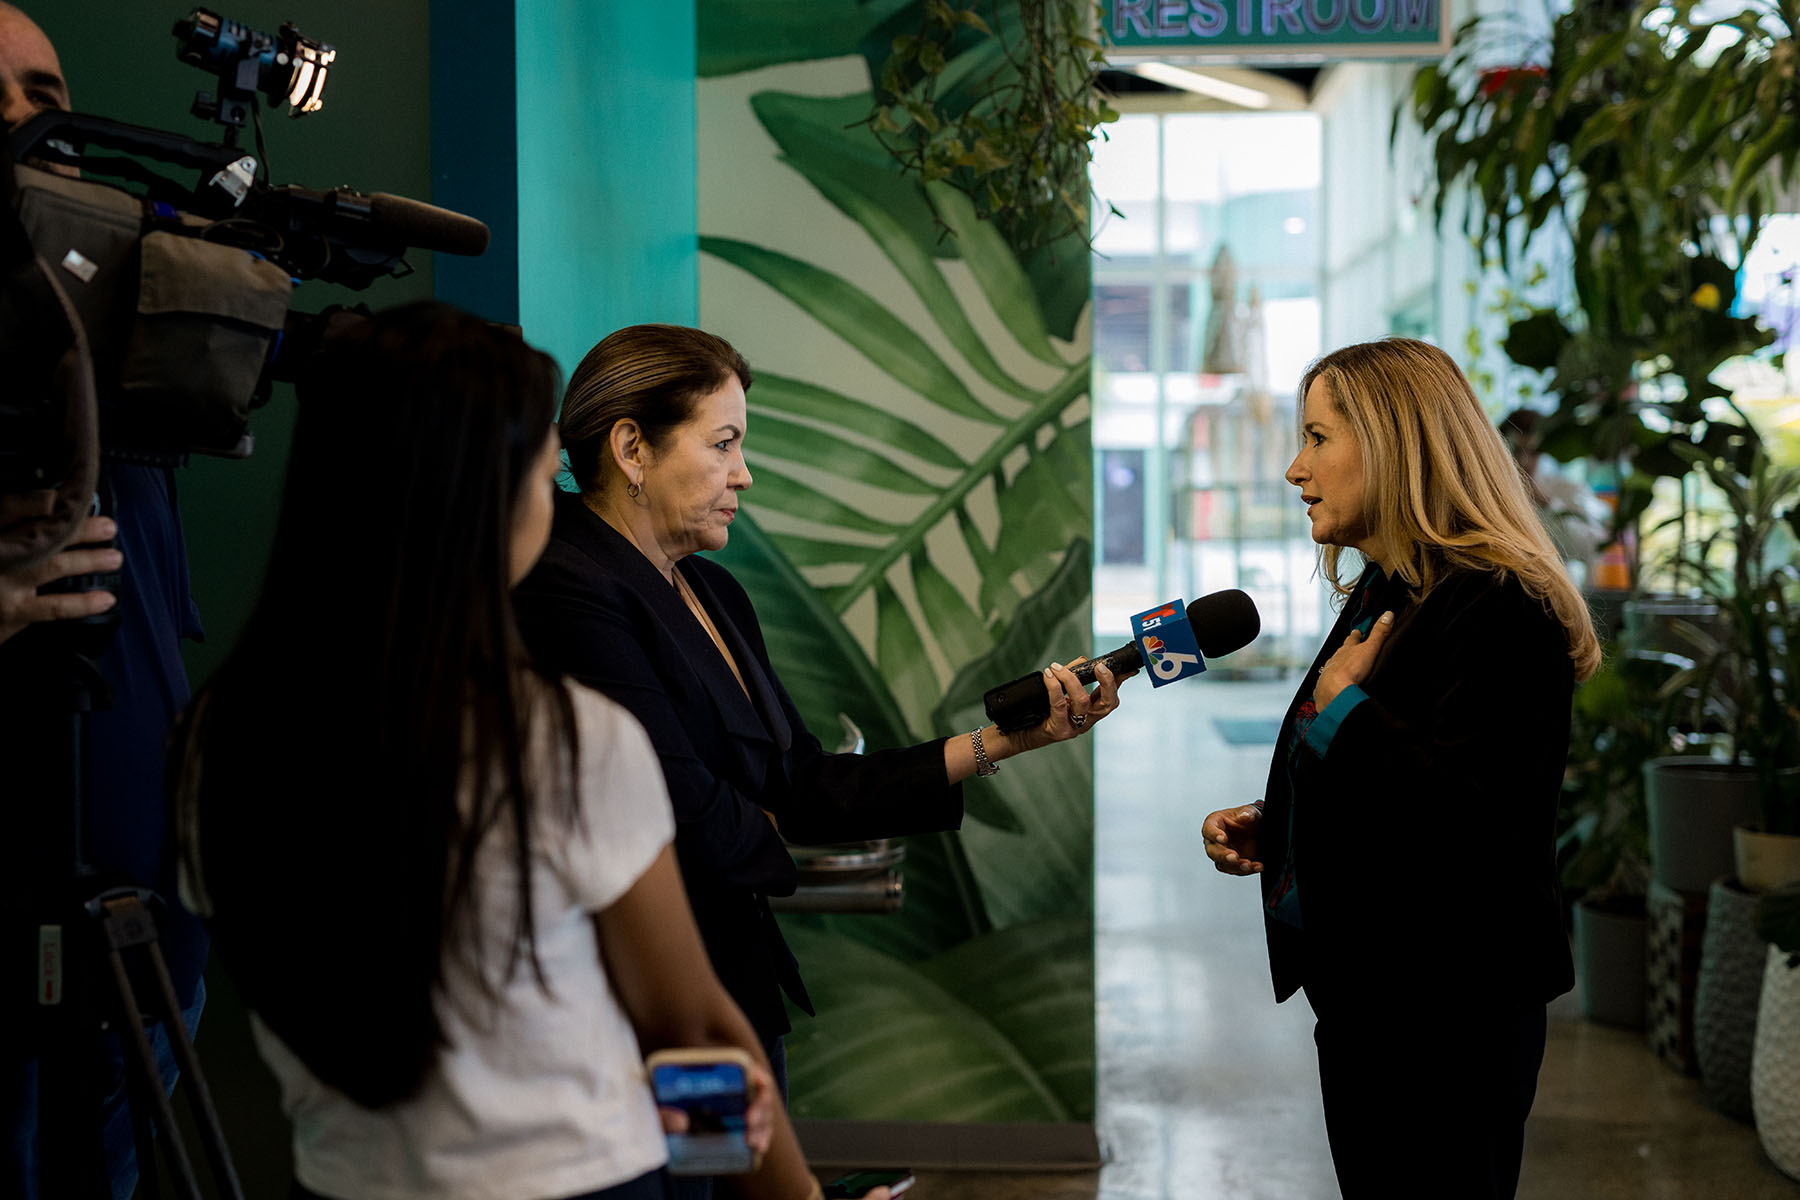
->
[8, 110, 257, 213]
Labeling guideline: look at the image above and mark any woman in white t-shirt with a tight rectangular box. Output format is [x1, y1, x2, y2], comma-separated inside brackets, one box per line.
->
[171, 303, 868, 1200]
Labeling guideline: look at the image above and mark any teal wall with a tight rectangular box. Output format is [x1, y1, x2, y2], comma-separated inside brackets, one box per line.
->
[516, 0, 699, 377]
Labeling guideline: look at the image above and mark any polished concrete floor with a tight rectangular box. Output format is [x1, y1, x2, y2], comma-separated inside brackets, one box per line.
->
[908, 679, 1798, 1200]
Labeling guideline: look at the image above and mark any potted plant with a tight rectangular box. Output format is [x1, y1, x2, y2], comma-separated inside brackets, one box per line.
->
[1653, 440, 1800, 889]
[1560, 648, 1655, 1027]
[1649, 440, 1800, 1110]
[1752, 882, 1800, 1179]
[1403, 0, 1794, 558]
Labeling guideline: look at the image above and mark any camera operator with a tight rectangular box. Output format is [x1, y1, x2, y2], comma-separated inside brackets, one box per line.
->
[1, 5, 209, 1197]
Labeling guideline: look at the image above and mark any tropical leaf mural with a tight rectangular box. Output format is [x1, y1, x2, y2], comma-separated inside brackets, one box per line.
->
[782, 917, 1094, 1121]
[698, 0, 1095, 1123]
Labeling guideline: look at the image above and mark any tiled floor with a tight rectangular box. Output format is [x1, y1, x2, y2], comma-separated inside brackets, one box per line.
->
[907, 679, 1797, 1199]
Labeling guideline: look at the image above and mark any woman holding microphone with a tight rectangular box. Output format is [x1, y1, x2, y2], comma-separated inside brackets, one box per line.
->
[513, 324, 1126, 1154]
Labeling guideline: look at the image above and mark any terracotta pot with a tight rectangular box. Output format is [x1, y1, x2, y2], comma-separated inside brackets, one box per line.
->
[1735, 825, 1800, 893]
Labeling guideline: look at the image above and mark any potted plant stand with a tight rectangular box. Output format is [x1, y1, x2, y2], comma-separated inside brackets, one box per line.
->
[1694, 876, 1763, 1118]
[1573, 894, 1645, 1028]
[1646, 879, 1707, 1074]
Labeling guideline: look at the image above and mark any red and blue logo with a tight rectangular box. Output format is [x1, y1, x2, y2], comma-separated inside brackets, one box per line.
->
[1129, 599, 1205, 687]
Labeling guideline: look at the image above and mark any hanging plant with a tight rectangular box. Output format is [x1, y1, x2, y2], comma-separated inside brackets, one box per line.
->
[863, 0, 1119, 253]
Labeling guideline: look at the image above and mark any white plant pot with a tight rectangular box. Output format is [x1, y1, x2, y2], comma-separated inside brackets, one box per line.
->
[1752, 944, 1800, 1181]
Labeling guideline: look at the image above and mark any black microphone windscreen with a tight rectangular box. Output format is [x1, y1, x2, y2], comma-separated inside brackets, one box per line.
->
[367, 193, 491, 256]
[1186, 589, 1260, 658]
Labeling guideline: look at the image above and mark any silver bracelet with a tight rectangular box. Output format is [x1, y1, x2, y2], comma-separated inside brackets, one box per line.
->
[970, 726, 999, 776]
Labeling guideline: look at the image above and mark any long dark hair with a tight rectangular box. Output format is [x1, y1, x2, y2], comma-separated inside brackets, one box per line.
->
[172, 302, 575, 1108]
[558, 324, 751, 492]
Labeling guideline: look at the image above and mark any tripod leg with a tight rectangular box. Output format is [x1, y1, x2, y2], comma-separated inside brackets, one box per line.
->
[124, 1050, 161, 1200]
[144, 942, 244, 1200]
[97, 897, 204, 1200]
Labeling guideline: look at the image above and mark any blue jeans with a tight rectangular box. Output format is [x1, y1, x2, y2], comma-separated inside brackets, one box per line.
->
[6, 977, 206, 1200]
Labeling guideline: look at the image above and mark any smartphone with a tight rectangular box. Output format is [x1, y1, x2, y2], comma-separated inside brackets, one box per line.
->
[822, 1167, 915, 1198]
[645, 1047, 756, 1176]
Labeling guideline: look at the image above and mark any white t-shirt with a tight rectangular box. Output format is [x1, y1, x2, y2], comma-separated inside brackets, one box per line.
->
[253, 684, 677, 1200]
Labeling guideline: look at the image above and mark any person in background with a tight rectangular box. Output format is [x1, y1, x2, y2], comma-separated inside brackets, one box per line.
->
[513, 324, 1126, 1198]
[1201, 338, 1601, 1200]
[171, 303, 884, 1200]
[1498, 407, 1608, 586]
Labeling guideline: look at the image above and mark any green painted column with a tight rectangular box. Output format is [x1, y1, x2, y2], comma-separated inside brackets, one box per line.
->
[514, 0, 699, 377]
[433, 0, 518, 323]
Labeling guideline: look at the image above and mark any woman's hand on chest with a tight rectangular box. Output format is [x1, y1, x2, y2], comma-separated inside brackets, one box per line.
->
[1313, 609, 1395, 710]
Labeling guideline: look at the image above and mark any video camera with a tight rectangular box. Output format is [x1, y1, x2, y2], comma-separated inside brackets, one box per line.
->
[1, 7, 487, 518]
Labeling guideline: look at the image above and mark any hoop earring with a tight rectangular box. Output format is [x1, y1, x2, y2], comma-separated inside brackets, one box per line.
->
[626, 481, 641, 499]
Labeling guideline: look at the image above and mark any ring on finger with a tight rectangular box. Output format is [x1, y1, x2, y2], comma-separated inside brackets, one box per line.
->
[1070, 712, 1087, 730]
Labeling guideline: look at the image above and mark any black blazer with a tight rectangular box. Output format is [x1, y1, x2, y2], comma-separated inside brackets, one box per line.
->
[514, 493, 964, 1040]
[1259, 565, 1577, 1010]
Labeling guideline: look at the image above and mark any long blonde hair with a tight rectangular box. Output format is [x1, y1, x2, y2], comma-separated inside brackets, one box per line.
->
[1300, 338, 1601, 681]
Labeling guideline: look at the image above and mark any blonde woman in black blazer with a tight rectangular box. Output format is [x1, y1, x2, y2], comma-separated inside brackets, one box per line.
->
[1202, 338, 1601, 1200]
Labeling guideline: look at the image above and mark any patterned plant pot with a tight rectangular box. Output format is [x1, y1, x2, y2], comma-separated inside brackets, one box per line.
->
[1752, 944, 1800, 1181]
[1573, 897, 1645, 1028]
[1694, 877, 1762, 1119]
[1646, 880, 1707, 1075]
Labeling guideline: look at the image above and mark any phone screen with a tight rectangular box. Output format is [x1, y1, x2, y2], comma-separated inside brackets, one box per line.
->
[650, 1059, 754, 1176]
[824, 1168, 915, 1197]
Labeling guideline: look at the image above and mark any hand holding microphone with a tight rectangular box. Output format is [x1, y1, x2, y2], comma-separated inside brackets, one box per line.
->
[983, 589, 1262, 733]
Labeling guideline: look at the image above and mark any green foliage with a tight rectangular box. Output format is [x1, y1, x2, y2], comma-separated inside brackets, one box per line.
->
[1646, 443, 1800, 833]
[862, 0, 1119, 253]
[699, 3, 1100, 1120]
[1559, 646, 1659, 901]
[706, 78, 1094, 747]
[1403, 0, 1797, 504]
[780, 918, 1095, 1119]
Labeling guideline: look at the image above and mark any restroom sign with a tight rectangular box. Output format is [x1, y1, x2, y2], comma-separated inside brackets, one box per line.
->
[1103, 0, 1449, 59]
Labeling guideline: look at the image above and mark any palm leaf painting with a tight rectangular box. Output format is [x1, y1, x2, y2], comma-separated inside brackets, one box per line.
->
[699, 0, 1096, 1122]
[702, 88, 1092, 737]
[782, 918, 1095, 1121]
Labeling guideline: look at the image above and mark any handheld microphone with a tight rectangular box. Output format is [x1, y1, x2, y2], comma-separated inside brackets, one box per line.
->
[982, 589, 1260, 732]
